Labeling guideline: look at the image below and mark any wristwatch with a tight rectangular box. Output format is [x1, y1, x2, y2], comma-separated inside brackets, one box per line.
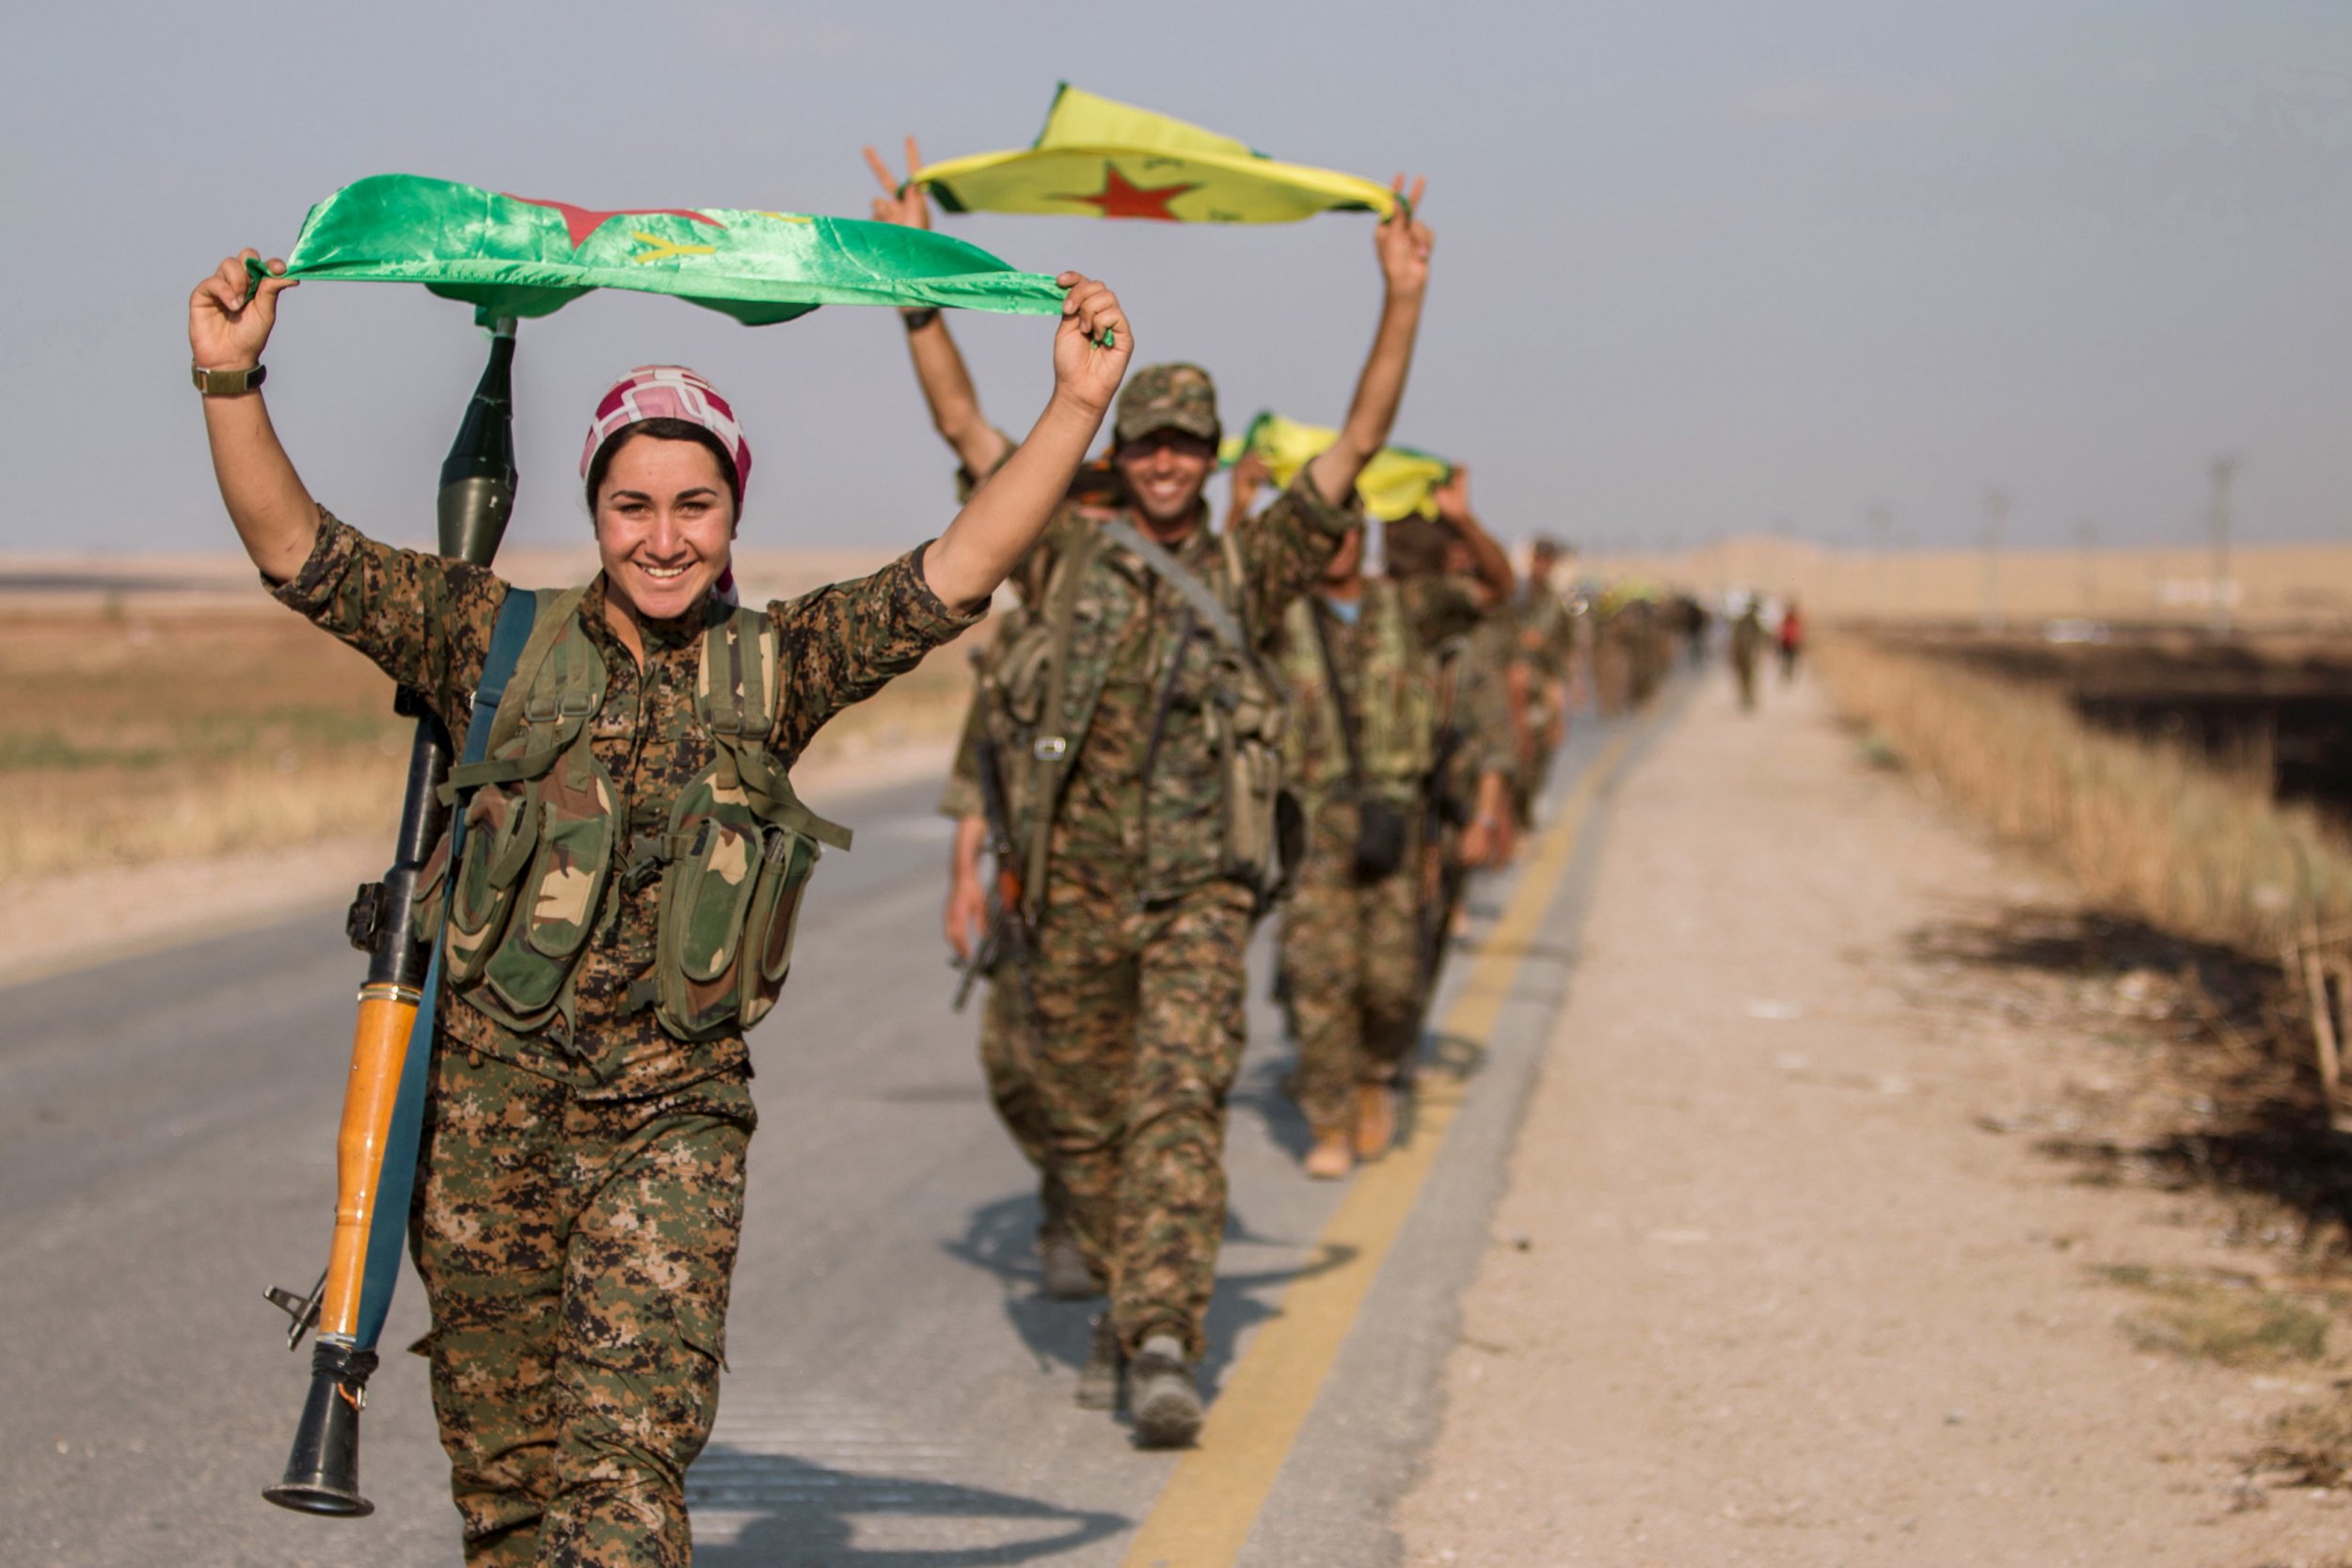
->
[192, 362, 266, 396]
[899, 307, 940, 331]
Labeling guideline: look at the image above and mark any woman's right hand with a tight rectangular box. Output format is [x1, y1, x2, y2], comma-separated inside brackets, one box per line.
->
[190, 249, 295, 371]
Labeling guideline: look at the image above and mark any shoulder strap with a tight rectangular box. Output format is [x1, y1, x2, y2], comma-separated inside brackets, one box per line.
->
[1307, 599, 1369, 791]
[697, 602, 854, 852]
[488, 586, 591, 758]
[1022, 525, 1110, 921]
[1099, 516, 1252, 658]
[439, 584, 596, 800]
[466, 588, 542, 771]
[699, 603, 780, 737]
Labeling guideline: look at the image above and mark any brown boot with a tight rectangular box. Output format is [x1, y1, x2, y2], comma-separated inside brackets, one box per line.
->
[1303, 1130, 1353, 1180]
[1352, 1083, 1395, 1161]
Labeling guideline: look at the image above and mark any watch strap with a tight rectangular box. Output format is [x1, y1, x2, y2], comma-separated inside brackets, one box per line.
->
[192, 362, 266, 396]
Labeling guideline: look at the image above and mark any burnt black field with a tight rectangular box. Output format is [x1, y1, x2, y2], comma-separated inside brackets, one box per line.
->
[1884, 626, 2352, 827]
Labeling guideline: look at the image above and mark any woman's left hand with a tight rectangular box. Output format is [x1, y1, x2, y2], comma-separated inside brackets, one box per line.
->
[1050, 273, 1131, 417]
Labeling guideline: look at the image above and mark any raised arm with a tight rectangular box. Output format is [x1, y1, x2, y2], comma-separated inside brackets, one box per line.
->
[923, 276, 1131, 611]
[1434, 467, 1515, 605]
[866, 139, 1013, 478]
[190, 250, 317, 581]
[1303, 177, 1436, 509]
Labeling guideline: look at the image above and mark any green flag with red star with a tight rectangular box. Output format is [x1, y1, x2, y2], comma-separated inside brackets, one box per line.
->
[912, 85, 1398, 225]
[263, 174, 1067, 326]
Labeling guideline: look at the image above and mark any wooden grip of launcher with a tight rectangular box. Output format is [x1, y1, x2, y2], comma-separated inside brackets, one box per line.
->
[317, 986, 421, 1340]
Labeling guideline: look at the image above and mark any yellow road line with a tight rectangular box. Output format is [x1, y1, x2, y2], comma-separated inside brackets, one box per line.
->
[1120, 729, 1637, 1568]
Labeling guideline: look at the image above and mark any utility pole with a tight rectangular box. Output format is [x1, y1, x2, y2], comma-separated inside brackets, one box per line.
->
[1867, 504, 1892, 621]
[2076, 519, 2099, 618]
[1981, 489, 2009, 634]
[2209, 455, 2239, 639]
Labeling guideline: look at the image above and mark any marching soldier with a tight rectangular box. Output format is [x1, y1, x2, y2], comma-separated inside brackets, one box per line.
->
[1243, 467, 1512, 1177]
[869, 146, 1438, 1445]
[1731, 595, 1766, 710]
[1509, 537, 1577, 825]
[193, 245, 1130, 1563]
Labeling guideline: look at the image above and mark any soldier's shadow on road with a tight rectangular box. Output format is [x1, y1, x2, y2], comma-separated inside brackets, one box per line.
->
[691, 1448, 1127, 1566]
[940, 1190, 1359, 1399]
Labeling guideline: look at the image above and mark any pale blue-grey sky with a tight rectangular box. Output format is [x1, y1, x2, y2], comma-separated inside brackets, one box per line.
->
[5, 0, 2346, 558]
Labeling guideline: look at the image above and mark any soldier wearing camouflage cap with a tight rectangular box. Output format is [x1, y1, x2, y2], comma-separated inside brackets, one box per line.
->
[871, 146, 1438, 1447]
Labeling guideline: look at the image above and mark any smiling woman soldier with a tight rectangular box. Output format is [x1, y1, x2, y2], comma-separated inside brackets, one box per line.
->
[189, 247, 1129, 1567]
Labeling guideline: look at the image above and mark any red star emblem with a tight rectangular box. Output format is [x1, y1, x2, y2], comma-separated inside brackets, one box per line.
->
[1057, 165, 1198, 222]
[504, 194, 728, 250]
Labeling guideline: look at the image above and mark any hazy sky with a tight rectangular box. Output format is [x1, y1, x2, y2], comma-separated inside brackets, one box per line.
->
[6, 1, 2346, 559]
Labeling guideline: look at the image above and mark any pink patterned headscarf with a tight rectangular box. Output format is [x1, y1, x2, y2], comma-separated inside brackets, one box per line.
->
[579, 365, 752, 499]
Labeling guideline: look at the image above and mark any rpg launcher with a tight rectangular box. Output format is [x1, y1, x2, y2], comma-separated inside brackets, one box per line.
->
[262, 321, 519, 1518]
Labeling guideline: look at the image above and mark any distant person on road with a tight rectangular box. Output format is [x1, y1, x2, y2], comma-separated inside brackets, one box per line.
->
[869, 142, 1439, 1446]
[1731, 597, 1765, 711]
[191, 245, 1130, 1565]
[1778, 597, 1806, 683]
[1248, 464, 1511, 1180]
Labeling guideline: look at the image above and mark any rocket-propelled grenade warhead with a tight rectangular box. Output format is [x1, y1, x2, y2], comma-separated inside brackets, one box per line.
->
[437, 318, 519, 565]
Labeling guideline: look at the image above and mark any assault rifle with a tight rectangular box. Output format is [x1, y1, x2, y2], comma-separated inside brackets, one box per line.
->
[952, 733, 1032, 1011]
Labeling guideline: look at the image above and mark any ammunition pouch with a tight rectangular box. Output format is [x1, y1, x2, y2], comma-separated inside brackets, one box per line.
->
[1350, 796, 1410, 882]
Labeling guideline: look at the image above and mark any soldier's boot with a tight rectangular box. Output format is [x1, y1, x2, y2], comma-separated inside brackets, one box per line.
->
[1040, 1228, 1098, 1301]
[1352, 1083, 1396, 1161]
[1128, 1334, 1203, 1449]
[1303, 1130, 1353, 1180]
[1076, 1314, 1122, 1410]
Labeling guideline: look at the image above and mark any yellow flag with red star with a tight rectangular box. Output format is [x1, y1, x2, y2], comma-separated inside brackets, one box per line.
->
[912, 85, 1398, 225]
[1224, 412, 1454, 522]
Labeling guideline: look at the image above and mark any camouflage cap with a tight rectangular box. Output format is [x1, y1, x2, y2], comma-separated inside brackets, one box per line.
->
[1114, 362, 1220, 445]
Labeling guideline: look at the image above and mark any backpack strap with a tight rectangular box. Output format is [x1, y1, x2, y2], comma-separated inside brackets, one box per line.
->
[1098, 516, 1254, 661]
[439, 584, 597, 801]
[1022, 524, 1109, 921]
[468, 588, 542, 771]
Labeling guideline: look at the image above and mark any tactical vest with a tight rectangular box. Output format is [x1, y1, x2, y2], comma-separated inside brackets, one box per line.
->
[1279, 580, 1437, 807]
[986, 512, 1292, 913]
[417, 586, 850, 1044]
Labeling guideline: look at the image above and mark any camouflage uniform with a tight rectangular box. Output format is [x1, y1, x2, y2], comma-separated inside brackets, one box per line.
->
[1272, 577, 1482, 1134]
[274, 511, 978, 1566]
[1509, 578, 1577, 823]
[1730, 602, 1765, 711]
[981, 364, 1353, 1359]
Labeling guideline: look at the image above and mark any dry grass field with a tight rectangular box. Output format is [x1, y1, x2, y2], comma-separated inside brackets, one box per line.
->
[0, 571, 980, 886]
[1589, 535, 2352, 629]
[1816, 635, 2352, 958]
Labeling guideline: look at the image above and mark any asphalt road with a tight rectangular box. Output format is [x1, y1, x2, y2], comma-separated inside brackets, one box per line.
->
[0, 707, 1651, 1568]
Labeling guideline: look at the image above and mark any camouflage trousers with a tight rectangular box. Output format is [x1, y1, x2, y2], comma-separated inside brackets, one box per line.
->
[1278, 800, 1423, 1134]
[976, 971, 1071, 1241]
[411, 1046, 754, 1568]
[1021, 863, 1255, 1359]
